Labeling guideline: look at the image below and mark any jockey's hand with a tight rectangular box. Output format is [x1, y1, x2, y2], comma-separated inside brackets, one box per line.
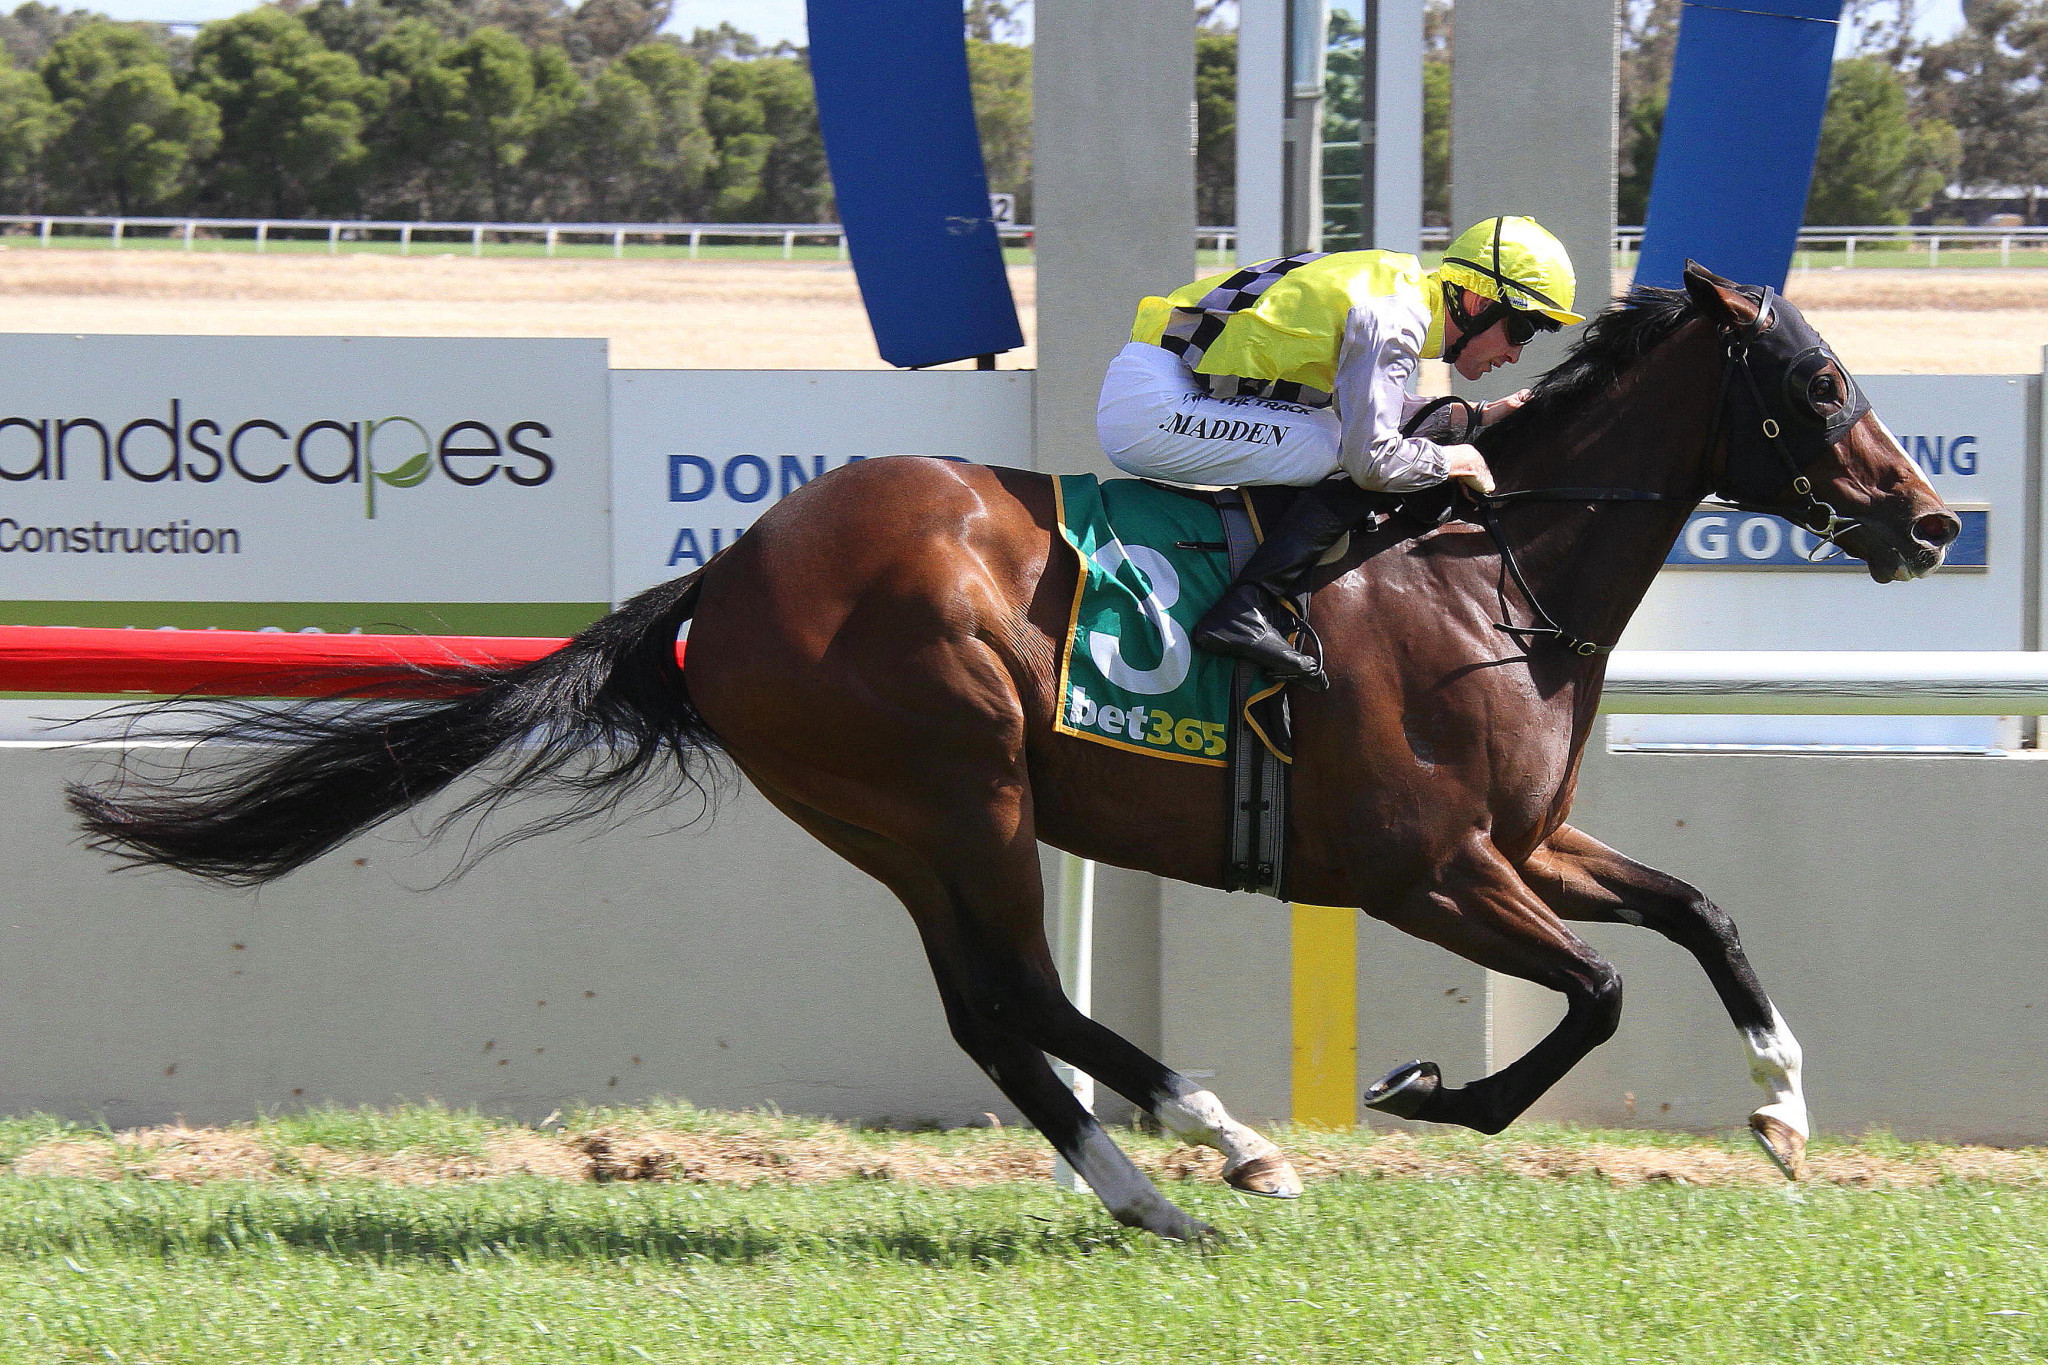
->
[1442, 444, 1495, 496]
[1480, 389, 1533, 426]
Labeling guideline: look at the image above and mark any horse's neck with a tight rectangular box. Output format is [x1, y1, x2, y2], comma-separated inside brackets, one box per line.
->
[1491, 324, 1722, 652]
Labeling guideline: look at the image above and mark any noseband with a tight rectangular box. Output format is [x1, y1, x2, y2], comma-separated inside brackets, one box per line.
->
[1432, 287, 1871, 658]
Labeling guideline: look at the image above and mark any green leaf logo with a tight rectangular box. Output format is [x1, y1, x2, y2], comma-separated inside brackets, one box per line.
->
[364, 416, 434, 518]
[377, 452, 433, 488]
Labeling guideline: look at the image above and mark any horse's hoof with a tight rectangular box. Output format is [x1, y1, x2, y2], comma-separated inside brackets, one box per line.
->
[1224, 1152, 1303, 1199]
[1147, 1213, 1221, 1243]
[1365, 1060, 1441, 1118]
[1114, 1195, 1220, 1242]
[1749, 1112, 1808, 1181]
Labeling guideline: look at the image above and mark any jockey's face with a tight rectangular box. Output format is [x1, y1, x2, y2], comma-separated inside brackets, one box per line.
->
[1449, 288, 1524, 381]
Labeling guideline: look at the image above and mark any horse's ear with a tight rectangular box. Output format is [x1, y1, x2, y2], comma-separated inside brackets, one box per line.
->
[1682, 260, 1761, 327]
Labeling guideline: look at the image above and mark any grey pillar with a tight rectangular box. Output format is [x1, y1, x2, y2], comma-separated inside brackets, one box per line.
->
[1033, 0, 1197, 477]
[1372, 0, 1424, 255]
[1238, 0, 1286, 263]
[1449, 0, 1617, 402]
[1284, 0, 1328, 253]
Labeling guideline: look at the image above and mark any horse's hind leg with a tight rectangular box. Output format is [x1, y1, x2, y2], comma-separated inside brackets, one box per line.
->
[891, 827, 1300, 1196]
[1523, 824, 1809, 1178]
[749, 786, 1224, 1239]
[1361, 839, 1624, 1136]
[990, 955, 1303, 1198]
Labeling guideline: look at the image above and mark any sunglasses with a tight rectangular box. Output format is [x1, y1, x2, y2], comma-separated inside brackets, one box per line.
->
[1501, 308, 1561, 347]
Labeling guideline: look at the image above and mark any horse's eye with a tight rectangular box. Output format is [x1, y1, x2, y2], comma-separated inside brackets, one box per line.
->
[1810, 374, 1840, 404]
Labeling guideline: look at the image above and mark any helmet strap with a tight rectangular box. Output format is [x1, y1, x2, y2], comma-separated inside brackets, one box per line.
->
[1440, 281, 1513, 367]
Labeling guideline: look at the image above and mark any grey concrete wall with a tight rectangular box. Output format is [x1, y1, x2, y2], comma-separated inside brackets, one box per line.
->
[1032, 0, 1196, 477]
[19, 737, 2048, 1146]
[1151, 884, 1492, 1133]
[1501, 743, 2048, 1145]
[0, 746, 1160, 1130]
[1450, 0, 1618, 402]
[1158, 883, 1293, 1125]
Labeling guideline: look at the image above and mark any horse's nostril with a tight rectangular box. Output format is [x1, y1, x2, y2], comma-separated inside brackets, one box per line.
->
[1914, 512, 1961, 550]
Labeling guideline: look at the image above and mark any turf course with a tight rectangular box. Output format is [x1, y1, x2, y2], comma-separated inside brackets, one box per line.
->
[1, 1106, 2045, 1363]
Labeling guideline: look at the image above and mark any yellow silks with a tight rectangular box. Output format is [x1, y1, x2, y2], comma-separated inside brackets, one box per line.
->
[1130, 249, 1432, 394]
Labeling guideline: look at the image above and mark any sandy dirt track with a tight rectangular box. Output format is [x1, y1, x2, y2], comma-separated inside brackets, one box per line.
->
[0, 250, 1037, 371]
[1778, 269, 2048, 374]
[15, 1118, 2048, 1190]
[0, 250, 2034, 375]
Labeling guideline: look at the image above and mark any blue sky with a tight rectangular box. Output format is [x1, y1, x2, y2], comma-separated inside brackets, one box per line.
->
[669, 0, 806, 45]
[78, 0, 1964, 52]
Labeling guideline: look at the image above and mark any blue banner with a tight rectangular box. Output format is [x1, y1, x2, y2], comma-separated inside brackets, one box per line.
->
[806, 0, 1024, 368]
[1666, 509, 1987, 569]
[1634, 0, 1843, 292]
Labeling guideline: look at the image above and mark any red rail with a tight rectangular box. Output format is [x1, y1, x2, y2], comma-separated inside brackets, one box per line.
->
[0, 625, 683, 698]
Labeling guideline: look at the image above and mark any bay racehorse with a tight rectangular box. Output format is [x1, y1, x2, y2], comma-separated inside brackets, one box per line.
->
[70, 264, 1957, 1240]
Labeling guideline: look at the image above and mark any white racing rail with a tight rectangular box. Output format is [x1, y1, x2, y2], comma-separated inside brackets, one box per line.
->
[1600, 651, 2048, 715]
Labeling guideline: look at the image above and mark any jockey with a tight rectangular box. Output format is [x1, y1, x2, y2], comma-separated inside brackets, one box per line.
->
[1096, 215, 1583, 689]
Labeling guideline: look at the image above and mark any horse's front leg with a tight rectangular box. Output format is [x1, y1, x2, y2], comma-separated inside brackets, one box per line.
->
[1360, 838, 1624, 1135]
[1521, 823, 1809, 1179]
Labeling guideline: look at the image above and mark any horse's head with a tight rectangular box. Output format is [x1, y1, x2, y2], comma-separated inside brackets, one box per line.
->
[1683, 262, 1959, 583]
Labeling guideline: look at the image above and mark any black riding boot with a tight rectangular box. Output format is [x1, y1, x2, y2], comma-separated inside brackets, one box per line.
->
[1191, 478, 1382, 691]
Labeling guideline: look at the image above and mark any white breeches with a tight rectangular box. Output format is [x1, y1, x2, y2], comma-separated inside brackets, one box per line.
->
[1096, 342, 1343, 487]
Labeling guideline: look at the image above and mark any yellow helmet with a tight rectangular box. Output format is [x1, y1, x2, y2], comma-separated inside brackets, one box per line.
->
[1437, 216, 1584, 326]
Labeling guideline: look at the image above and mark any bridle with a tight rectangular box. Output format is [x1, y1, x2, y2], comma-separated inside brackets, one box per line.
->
[1418, 287, 1872, 659]
[1700, 285, 1870, 546]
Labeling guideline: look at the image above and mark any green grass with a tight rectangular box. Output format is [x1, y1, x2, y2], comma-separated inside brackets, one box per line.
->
[2, 1174, 2046, 1362]
[250, 1100, 504, 1162]
[2, 1106, 2047, 1362]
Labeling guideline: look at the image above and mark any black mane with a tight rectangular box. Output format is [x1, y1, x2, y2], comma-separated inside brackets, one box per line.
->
[1476, 286, 1698, 452]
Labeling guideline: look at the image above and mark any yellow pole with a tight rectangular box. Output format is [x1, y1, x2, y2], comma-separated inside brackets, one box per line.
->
[1290, 903, 1358, 1127]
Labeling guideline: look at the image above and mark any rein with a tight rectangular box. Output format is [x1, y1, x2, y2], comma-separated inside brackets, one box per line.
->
[1449, 297, 1865, 658]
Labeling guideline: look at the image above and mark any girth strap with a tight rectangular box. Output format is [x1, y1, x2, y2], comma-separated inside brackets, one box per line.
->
[1214, 487, 1290, 899]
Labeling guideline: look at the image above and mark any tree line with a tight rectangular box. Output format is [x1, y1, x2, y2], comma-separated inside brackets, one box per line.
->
[1614, 0, 1965, 226]
[0, 0, 834, 220]
[0, 0, 2026, 228]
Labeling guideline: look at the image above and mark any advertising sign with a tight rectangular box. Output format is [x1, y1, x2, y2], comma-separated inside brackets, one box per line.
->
[1663, 506, 1987, 570]
[0, 335, 611, 635]
[610, 369, 1033, 603]
[1615, 372, 2033, 750]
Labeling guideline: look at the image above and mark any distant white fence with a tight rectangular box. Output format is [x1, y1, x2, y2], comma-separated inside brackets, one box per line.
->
[5, 214, 2040, 264]
[1609, 224, 2048, 268]
[1436, 224, 2048, 266]
[0, 214, 869, 259]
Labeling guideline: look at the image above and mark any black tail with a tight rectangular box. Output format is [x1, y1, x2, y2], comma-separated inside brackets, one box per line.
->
[67, 573, 725, 885]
